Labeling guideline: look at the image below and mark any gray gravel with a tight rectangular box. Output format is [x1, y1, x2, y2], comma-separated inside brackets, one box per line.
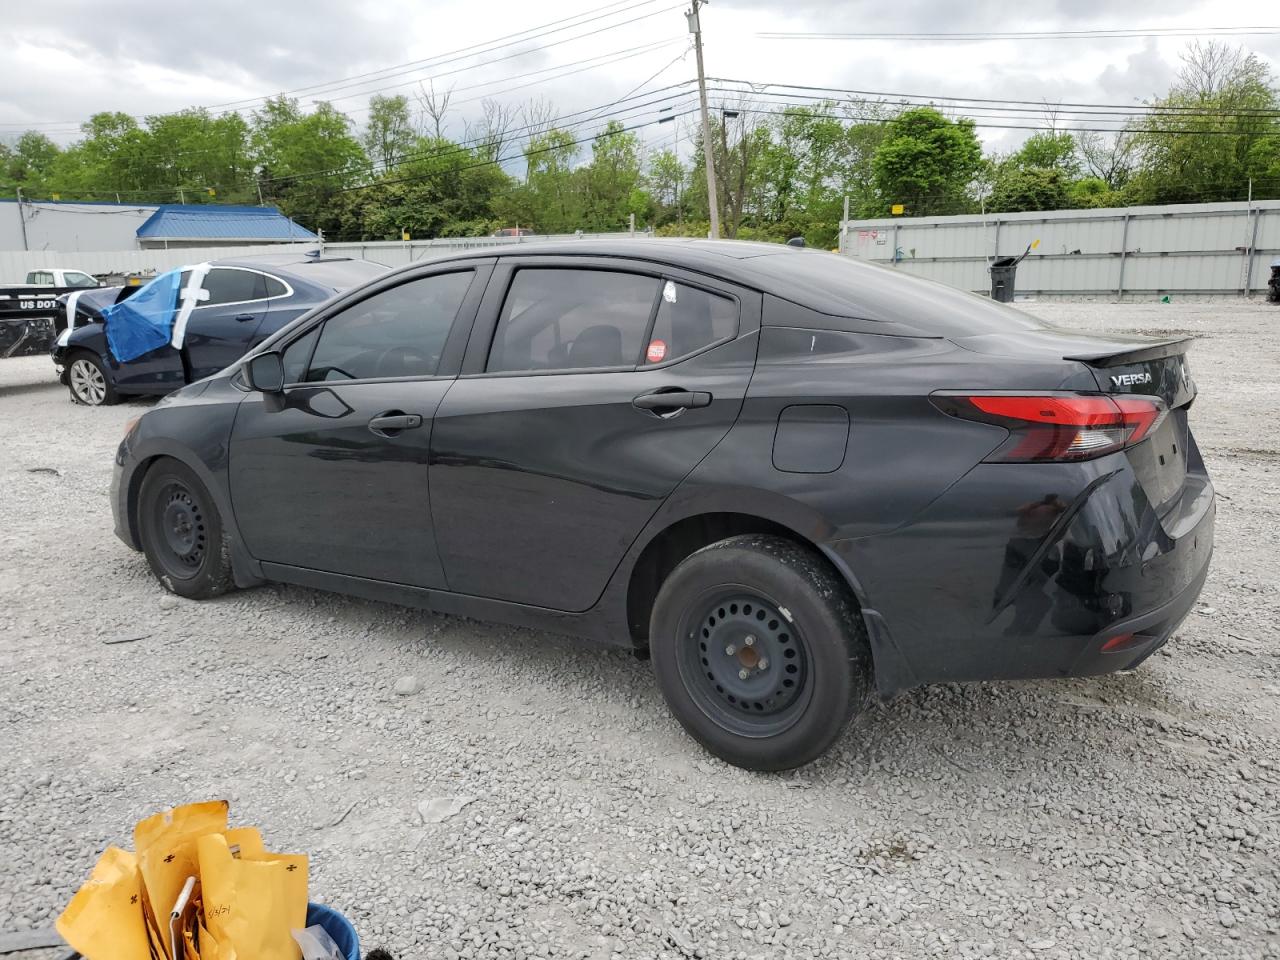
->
[1, 301, 1278, 960]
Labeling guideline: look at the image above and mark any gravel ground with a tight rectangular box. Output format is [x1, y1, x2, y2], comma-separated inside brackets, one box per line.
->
[0, 301, 1277, 960]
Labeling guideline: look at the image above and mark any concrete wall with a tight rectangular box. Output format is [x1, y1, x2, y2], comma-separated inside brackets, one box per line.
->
[839, 200, 1280, 298]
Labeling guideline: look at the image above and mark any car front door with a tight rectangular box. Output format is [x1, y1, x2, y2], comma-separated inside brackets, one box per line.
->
[183, 267, 274, 381]
[429, 259, 760, 612]
[227, 263, 490, 588]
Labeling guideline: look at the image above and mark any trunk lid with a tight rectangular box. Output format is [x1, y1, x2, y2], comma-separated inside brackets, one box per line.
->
[952, 328, 1198, 515]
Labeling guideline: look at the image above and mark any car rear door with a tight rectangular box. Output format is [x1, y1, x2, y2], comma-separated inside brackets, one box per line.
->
[227, 262, 490, 588]
[428, 257, 760, 612]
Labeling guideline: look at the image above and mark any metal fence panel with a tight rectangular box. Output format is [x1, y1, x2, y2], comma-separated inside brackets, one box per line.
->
[840, 200, 1280, 297]
[0, 232, 653, 285]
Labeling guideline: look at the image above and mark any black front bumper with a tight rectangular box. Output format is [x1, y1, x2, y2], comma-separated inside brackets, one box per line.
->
[1, 316, 56, 358]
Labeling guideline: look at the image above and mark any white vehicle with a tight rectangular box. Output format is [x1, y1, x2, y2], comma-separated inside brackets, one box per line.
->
[15, 268, 100, 288]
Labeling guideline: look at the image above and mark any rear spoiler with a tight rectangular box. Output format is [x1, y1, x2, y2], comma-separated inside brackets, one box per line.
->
[1064, 337, 1194, 367]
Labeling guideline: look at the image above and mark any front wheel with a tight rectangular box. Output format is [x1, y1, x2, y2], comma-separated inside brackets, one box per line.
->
[67, 352, 119, 406]
[137, 458, 234, 599]
[650, 535, 872, 771]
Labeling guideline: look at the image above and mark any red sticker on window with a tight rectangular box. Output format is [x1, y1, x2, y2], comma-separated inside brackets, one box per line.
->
[646, 339, 667, 363]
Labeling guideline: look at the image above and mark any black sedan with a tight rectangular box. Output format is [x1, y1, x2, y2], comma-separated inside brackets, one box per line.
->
[52, 252, 387, 405]
[109, 240, 1214, 770]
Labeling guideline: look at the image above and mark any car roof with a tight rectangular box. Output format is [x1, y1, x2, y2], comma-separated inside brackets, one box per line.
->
[415, 238, 903, 318]
[210, 253, 378, 282]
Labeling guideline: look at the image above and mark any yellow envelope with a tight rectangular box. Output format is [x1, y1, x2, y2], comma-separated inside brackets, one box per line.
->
[55, 845, 152, 960]
[134, 801, 229, 957]
[239, 851, 308, 913]
[223, 826, 264, 859]
[197, 833, 305, 960]
[199, 919, 238, 960]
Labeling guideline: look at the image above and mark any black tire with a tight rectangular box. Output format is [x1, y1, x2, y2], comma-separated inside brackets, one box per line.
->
[649, 534, 872, 771]
[67, 350, 120, 406]
[137, 458, 235, 600]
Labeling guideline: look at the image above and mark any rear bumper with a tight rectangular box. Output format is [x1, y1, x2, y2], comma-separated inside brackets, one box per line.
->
[831, 446, 1215, 694]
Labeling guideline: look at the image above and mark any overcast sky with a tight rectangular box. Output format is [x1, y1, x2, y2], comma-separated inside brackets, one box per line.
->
[3, 0, 1279, 158]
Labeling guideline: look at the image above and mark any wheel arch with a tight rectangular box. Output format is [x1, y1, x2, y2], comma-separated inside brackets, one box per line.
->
[121, 439, 264, 589]
[623, 504, 876, 638]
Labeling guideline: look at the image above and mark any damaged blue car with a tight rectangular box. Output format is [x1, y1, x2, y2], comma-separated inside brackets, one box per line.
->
[52, 252, 387, 405]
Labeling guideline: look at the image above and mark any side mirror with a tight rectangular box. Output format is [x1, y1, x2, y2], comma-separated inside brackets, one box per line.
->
[785, 236, 806, 248]
[245, 351, 285, 393]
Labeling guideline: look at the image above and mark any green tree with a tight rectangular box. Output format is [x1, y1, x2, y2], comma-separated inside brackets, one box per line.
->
[339, 135, 510, 240]
[1125, 41, 1280, 204]
[871, 108, 983, 216]
[145, 109, 253, 203]
[252, 96, 368, 234]
[1014, 132, 1078, 174]
[988, 166, 1071, 212]
[363, 94, 416, 170]
[583, 121, 646, 230]
[4, 132, 61, 191]
[647, 148, 686, 227]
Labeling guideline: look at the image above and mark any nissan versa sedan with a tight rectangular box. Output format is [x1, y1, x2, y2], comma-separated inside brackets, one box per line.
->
[110, 240, 1214, 770]
[53, 253, 388, 405]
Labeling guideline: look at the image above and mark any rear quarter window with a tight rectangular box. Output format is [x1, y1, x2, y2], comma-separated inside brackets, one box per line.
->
[755, 252, 1047, 336]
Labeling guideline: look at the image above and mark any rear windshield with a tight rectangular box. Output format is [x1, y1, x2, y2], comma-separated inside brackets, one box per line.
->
[291, 258, 390, 292]
[753, 252, 1047, 337]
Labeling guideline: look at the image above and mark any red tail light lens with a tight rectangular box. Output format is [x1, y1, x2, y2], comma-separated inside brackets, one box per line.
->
[933, 393, 1168, 462]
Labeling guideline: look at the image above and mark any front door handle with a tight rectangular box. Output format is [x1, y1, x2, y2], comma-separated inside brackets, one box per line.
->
[368, 412, 423, 436]
[234, 313, 257, 322]
[632, 389, 712, 414]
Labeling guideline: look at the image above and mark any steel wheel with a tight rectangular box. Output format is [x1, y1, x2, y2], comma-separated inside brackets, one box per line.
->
[69, 357, 108, 405]
[150, 481, 208, 580]
[677, 589, 813, 738]
[137, 458, 235, 600]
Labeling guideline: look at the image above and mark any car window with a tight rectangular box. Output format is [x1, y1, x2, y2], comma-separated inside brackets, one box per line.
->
[303, 271, 474, 382]
[487, 268, 660, 373]
[202, 268, 265, 306]
[29, 271, 53, 284]
[263, 274, 289, 298]
[65, 272, 97, 288]
[282, 326, 321, 384]
[644, 281, 738, 364]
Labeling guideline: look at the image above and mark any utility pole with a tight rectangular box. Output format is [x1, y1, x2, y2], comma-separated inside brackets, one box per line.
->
[15, 187, 29, 251]
[687, 0, 720, 239]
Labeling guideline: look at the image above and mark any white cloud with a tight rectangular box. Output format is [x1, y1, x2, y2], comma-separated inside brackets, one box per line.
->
[2, 0, 1277, 157]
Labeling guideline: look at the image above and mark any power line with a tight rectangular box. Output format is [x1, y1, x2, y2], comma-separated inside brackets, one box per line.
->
[0, 0, 684, 131]
[709, 78, 1280, 118]
[207, 0, 665, 109]
[704, 92, 1280, 137]
[757, 25, 1280, 41]
[12, 84, 703, 202]
[338, 109, 699, 196]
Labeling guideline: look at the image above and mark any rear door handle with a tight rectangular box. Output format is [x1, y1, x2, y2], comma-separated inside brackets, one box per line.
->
[368, 412, 423, 436]
[234, 313, 257, 322]
[632, 390, 712, 412]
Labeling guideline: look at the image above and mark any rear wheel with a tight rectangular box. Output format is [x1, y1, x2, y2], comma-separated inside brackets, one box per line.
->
[649, 535, 872, 771]
[137, 458, 234, 599]
[67, 351, 119, 406]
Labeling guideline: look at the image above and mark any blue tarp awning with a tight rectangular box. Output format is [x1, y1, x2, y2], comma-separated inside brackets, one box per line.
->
[135, 204, 318, 242]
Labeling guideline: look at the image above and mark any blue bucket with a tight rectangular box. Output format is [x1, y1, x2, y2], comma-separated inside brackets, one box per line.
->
[305, 901, 360, 960]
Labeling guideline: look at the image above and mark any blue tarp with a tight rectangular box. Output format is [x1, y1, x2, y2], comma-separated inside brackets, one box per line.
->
[103, 269, 183, 362]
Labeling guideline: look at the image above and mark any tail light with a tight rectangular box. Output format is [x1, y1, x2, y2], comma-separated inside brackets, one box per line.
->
[932, 393, 1167, 462]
